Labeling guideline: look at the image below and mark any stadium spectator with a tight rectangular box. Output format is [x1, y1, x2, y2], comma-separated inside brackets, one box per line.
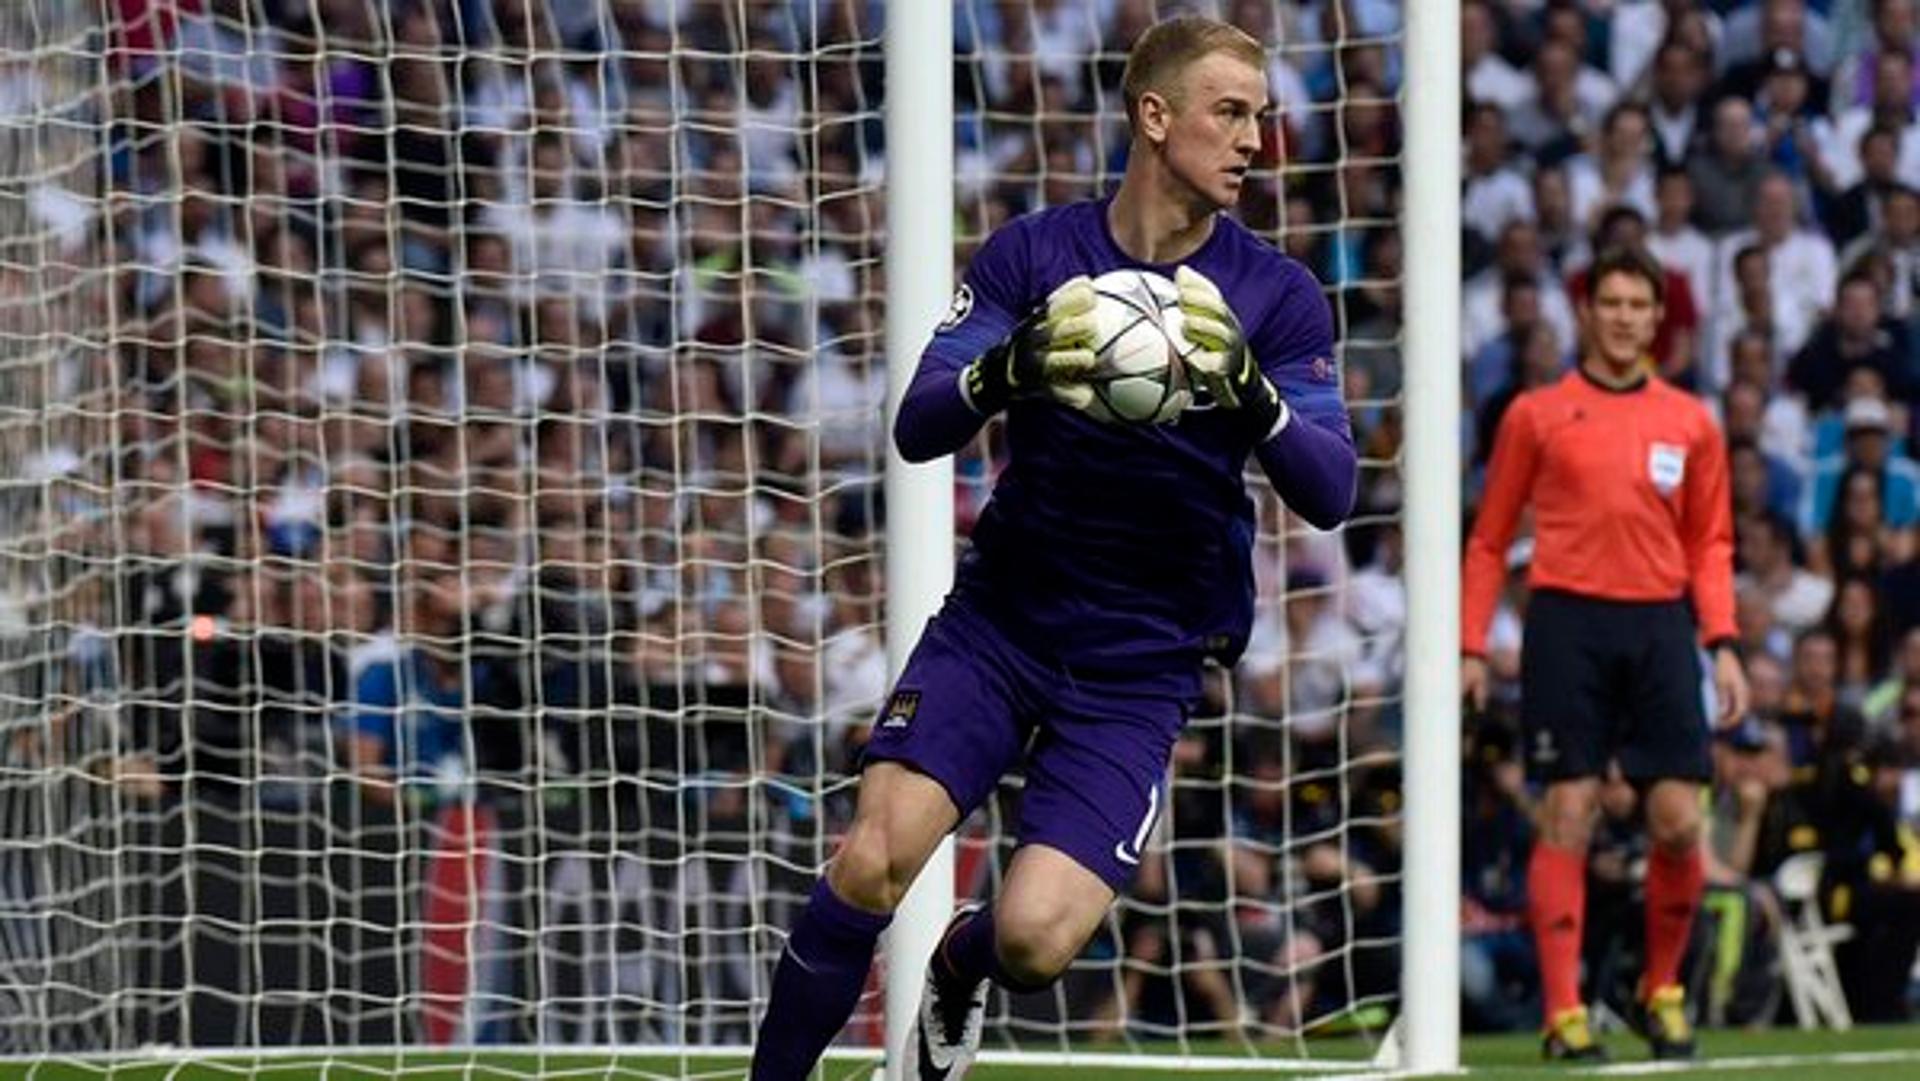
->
[1722, 380, 1806, 520]
[1567, 103, 1659, 234]
[1738, 511, 1835, 635]
[1720, 171, 1839, 359]
[1459, 722, 1538, 1033]
[1779, 627, 1869, 772]
[1822, 734, 1920, 1021]
[1463, 103, 1534, 251]
[1788, 276, 1913, 415]
[1862, 625, 1920, 727]
[1699, 718, 1788, 1027]
[1690, 96, 1773, 234]
[1462, 220, 1578, 362]
[1462, 0, 1530, 112]
[1801, 395, 1920, 543]
[1508, 36, 1618, 161]
[1822, 125, 1908, 248]
[1647, 41, 1713, 167]
[1648, 168, 1717, 344]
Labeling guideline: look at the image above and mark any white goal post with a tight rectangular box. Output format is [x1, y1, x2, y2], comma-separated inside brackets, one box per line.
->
[0, 0, 1459, 1075]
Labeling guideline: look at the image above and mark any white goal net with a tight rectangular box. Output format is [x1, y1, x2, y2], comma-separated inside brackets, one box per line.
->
[0, 0, 1408, 1068]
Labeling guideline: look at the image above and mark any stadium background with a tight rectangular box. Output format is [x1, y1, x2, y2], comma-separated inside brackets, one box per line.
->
[1, 0, 1919, 1071]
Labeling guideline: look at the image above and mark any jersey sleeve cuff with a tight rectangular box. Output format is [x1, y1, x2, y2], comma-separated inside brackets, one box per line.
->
[1262, 396, 1292, 442]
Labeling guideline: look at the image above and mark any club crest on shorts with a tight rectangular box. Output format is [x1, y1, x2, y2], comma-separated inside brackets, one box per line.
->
[879, 690, 921, 729]
[1647, 442, 1687, 495]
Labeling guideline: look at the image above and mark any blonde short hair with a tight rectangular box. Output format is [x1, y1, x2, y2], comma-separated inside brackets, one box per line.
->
[1120, 15, 1266, 128]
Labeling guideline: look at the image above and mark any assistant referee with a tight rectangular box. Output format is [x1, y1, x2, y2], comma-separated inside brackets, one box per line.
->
[1461, 245, 1750, 1063]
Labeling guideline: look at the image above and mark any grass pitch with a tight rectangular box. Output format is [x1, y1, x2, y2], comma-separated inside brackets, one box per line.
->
[0, 1025, 1915, 1080]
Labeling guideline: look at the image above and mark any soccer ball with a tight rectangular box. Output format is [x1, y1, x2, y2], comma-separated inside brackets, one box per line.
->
[1081, 269, 1196, 426]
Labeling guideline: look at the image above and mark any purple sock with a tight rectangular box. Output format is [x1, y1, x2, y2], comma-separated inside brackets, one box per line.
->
[932, 906, 1049, 994]
[750, 878, 891, 1081]
[933, 907, 997, 988]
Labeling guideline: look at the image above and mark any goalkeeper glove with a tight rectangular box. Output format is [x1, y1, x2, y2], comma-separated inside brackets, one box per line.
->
[1176, 265, 1289, 440]
[960, 276, 1100, 416]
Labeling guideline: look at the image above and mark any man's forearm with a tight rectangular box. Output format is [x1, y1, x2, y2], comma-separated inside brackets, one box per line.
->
[893, 361, 988, 463]
[1253, 414, 1358, 530]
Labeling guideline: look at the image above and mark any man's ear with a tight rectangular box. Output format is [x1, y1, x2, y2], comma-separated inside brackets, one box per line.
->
[1137, 90, 1172, 146]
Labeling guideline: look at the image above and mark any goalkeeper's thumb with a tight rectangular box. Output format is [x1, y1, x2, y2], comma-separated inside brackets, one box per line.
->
[1175, 265, 1238, 353]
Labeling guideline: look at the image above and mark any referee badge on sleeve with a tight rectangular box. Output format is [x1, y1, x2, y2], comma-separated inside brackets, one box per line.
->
[1648, 442, 1687, 496]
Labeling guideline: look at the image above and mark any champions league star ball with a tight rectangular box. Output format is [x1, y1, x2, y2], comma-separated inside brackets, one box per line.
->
[1083, 268, 1197, 426]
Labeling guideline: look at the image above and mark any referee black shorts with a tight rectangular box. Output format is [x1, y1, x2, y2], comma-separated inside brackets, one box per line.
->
[1518, 589, 1713, 784]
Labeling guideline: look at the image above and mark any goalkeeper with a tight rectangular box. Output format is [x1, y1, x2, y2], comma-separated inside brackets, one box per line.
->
[750, 15, 1355, 1081]
[1462, 246, 1749, 1063]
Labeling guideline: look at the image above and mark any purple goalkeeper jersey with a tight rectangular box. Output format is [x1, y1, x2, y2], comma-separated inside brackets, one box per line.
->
[894, 196, 1358, 695]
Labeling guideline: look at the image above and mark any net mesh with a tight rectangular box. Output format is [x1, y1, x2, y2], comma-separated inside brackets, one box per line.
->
[0, 0, 1406, 1063]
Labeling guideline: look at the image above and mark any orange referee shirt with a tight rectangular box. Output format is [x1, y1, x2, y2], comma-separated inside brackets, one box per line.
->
[1462, 368, 1737, 656]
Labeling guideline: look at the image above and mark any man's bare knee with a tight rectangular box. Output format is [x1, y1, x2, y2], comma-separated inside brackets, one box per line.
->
[992, 847, 1113, 989]
[1646, 781, 1703, 854]
[827, 764, 961, 913]
[1540, 780, 1601, 851]
[827, 822, 904, 912]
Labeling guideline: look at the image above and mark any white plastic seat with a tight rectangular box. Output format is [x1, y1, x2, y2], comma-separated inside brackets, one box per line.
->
[1772, 852, 1853, 1031]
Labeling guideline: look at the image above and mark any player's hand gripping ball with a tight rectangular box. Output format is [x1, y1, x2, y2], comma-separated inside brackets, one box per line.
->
[1174, 265, 1255, 407]
[1176, 264, 1287, 438]
[1067, 268, 1198, 425]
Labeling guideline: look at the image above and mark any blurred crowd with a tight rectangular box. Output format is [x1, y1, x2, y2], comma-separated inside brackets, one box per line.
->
[4, 0, 1915, 1049]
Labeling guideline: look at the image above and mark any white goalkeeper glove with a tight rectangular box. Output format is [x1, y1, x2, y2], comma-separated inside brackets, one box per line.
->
[1176, 265, 1289, 439]
[960, 276, 1101, 415]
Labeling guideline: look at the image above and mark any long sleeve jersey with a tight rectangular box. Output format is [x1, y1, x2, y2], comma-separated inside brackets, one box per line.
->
[893, 197, 1358, 693]
[1462, 368, 1736, 656]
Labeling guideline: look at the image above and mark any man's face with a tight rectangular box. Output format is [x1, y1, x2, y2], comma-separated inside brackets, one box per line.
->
[1713, 99, 1754, 158]
[1656, 173, 1694, 223]
[1755, 177, 1796, 239]
[1467, 108, 1505, 166]
[1838, 280, 1882, 335]
[1881, 0, 1915, 45]
[1725, 383, 1765, 438]
[1581, 271, 1661, 369]
[1654, 46, 1695, 107]
[1145, 50, 1268, 212]
[1739, 516, 1780, 571]
[1536, 41, 1576, 94]
[1875, 53, 1913, 111]
[1763, 0, 1805, 50]
[1888, 191, 1920, 240]
[1605, 110, 1649, 159]
[1863, 132, 1899, 182]
[1497, 222, 1541, 273]
[1849, 429, 1891, 470]
[1901, 690, 1920, 751]
[1796, 635, 1837, 689]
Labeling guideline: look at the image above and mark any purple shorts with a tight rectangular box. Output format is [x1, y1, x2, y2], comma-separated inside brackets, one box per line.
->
[861, 601, 1186, 891]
